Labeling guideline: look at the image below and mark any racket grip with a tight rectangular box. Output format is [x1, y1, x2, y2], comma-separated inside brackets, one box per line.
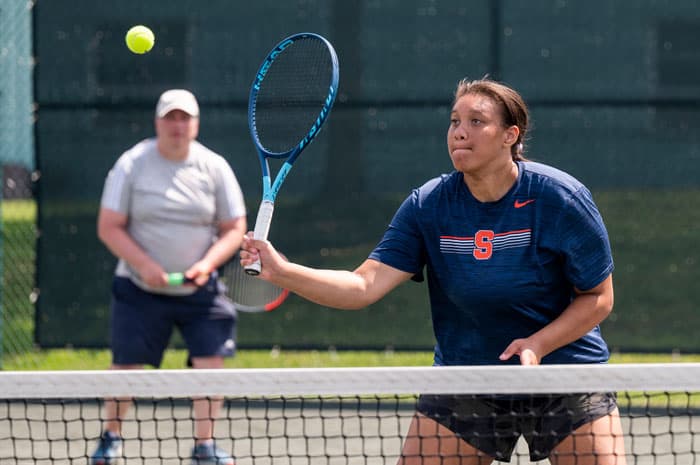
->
[245, 200, 275, 276]
[167, 273, 185, 286]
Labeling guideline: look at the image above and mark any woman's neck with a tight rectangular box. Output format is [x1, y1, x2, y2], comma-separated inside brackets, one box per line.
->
[463, 159, 519, 203]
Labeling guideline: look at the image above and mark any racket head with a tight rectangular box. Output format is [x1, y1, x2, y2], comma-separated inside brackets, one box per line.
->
[220, 253, 289, 312]
[248, 32, 340, 161]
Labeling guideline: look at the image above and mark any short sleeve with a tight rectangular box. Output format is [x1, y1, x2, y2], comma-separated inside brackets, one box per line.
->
[368, 191, 426, 277]
[557, 187, 614, 290]
[100, 155, 133, 214]
[213, 156, 246, 221]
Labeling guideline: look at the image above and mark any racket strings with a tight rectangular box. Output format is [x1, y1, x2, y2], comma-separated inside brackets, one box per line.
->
[220, 261, 286, 310]
[253, 37, 335, 154]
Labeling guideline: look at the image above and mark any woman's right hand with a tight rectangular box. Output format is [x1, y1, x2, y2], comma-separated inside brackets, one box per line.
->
[240, 233, 285, 280]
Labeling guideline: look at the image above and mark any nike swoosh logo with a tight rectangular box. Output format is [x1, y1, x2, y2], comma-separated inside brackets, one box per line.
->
[514, 199, 535, 208]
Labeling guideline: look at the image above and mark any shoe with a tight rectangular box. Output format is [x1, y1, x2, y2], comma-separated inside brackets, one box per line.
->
[190, 442, 235, 465]
[90, 432, 123, 465]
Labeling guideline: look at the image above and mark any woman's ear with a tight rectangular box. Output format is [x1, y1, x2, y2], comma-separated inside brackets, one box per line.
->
[504, 125, 520, 146]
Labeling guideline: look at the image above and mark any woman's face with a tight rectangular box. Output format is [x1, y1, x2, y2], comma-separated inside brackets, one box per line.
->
[447, 93, 516, 175]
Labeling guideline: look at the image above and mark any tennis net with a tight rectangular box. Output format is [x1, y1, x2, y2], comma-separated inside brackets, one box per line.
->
[0, 363, 698, 464]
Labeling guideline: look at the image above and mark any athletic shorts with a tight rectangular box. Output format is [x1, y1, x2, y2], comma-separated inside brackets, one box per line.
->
[110, 276, 237, 367]
[416, 392, 618, 462]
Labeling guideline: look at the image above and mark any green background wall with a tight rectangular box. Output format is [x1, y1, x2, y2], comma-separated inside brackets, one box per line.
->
[29, 0, 700, 352]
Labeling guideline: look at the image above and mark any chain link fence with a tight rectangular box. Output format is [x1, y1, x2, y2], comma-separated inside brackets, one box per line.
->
[0, 0, 37, 368]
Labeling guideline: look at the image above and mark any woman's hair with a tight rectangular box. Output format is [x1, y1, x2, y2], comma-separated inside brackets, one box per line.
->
[453, 78, 529, 161]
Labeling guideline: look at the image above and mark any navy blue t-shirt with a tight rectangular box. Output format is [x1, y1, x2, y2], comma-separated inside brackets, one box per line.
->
[369, 161, 614, 365]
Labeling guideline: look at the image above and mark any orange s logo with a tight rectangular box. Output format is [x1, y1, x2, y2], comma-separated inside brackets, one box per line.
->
[473, 230, 494, 260]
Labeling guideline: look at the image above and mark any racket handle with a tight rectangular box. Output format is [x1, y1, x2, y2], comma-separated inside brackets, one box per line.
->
[245, 200, 275, 276]
[167, 273, 186, 286]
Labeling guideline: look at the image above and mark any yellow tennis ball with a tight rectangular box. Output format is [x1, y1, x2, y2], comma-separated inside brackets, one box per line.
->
[125, 25, 155, 54]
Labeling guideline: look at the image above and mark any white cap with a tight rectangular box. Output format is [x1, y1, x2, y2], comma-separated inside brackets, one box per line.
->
[155, 89, 200, 118]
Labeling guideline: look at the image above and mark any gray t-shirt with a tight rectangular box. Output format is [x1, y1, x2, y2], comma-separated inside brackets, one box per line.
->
[100, 138, 246, 295]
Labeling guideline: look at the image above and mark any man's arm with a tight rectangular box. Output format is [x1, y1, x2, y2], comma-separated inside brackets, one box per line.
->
[97, 207, 168, 287]
[185, 216, 247, 285]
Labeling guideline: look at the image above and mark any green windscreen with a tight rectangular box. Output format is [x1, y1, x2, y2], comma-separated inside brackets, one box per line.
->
[33, 0, 700, 352]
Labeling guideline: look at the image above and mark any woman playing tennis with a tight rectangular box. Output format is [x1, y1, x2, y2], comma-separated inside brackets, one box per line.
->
[241, 78, 627, 465]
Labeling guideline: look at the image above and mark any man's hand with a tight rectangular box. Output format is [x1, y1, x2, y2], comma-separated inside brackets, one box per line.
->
[185, 260, 215, 286]
[137, 261, 168, 288]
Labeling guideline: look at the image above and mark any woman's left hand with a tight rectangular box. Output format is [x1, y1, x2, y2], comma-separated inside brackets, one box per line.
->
[499, 338, 542, 365]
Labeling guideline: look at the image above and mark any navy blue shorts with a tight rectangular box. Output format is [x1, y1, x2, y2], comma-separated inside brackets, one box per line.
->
[416, 392, 618, 462]
[110, 277, 237, 367]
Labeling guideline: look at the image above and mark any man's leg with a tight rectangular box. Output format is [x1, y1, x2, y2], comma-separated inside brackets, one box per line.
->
[91, 364, 144, 465]
[189, 355, 226, 443]
[102, 364, 143, 434]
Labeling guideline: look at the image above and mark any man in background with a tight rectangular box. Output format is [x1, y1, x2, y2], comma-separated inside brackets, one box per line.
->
[91, 89, 246, 465]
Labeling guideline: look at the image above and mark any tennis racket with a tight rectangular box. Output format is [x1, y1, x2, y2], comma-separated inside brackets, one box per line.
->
[167, 252, 289, 312]
[244, 32, 340, 275]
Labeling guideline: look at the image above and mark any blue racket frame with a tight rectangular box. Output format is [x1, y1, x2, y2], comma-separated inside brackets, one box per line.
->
[245, 32, 339, 275]
[248, 32, 339, 203]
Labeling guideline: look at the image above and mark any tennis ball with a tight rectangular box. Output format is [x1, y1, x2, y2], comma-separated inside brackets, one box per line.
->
[125, 25, 155, 54]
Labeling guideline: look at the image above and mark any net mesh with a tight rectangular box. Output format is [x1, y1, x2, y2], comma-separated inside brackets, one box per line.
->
[0, 364, 698, 464]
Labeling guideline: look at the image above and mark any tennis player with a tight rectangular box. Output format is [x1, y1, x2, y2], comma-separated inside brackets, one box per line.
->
[241, 78, 627, 464]
[91, 89, 246, 465]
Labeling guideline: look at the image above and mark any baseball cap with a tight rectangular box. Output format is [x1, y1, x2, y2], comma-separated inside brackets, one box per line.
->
[155, 89, 200, 118]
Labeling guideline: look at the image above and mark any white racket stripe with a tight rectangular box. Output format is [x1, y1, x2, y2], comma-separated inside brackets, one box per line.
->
[245, 200, 275, 275]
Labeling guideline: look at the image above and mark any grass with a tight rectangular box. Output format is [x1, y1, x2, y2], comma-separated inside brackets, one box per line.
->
[3, 347, 699, 371]
[2, 199, 36, 221]
[1, 348, 433, 371]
